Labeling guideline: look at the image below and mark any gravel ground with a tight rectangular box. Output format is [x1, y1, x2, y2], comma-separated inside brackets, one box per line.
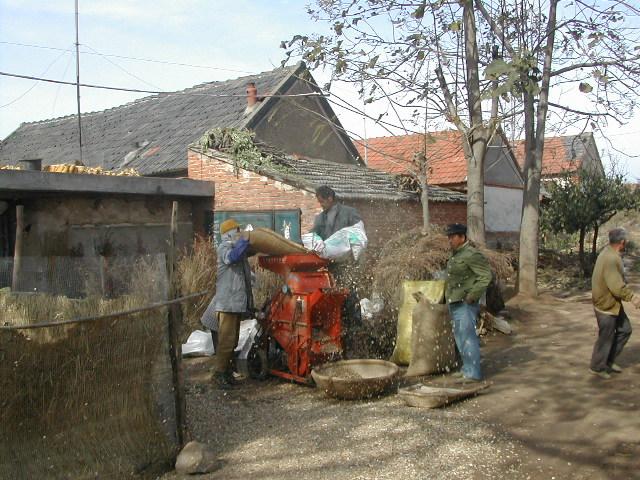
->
[162, 362, 528, 480]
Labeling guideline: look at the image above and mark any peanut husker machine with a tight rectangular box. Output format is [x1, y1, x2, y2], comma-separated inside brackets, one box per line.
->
[248, 253, 348, 383]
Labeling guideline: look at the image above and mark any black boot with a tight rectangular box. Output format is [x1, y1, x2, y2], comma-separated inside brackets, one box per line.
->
[213, 371, 234, 390]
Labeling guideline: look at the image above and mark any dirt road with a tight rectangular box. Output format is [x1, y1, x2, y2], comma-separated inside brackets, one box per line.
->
[166, 288, 640, 479]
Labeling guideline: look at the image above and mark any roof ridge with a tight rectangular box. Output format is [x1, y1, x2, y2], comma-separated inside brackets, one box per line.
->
[356, 130, 459, 142]
[11, 63, 300, 129]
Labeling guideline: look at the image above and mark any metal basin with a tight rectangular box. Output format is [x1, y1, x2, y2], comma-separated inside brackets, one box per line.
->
[311, 359, 399, 400]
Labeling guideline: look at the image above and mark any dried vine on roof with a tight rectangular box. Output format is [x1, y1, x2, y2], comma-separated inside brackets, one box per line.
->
[198, 127, 287, 175]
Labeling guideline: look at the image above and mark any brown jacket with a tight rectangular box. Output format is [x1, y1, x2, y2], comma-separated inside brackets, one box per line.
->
[591, 245, 634, 315]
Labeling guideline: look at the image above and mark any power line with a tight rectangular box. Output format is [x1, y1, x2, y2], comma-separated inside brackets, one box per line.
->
[0, 40, 257, 74]
[0, 71, 326, 97]
[0, 48, 72, 109]
[83, 43, 162, 91]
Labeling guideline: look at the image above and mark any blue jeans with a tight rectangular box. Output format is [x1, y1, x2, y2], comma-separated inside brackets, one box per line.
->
[448, 301, 482, 380]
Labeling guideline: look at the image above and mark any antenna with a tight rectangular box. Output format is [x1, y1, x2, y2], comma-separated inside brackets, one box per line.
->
[75, 0, 83, 164]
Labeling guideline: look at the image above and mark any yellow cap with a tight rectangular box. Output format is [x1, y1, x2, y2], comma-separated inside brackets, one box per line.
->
[220, 218, 240, 235]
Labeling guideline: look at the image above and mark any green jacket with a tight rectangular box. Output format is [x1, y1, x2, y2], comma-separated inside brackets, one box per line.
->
[445, 242, 492, 304]
[592, 245, 634, 315]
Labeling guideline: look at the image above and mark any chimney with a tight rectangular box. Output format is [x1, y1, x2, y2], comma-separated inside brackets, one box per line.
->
[246, 82, 258, 108]
[19, 159, 42, 171]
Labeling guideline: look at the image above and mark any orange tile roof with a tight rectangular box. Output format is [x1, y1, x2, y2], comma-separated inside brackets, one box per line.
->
[354, 131, 467, 185]
[513, 134, 593, 177]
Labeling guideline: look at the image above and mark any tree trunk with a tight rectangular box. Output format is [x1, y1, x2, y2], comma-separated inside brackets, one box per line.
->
[419, 173, 430, 234]
[516, 0, 559, 297]
[578, 226, 586, 275]
[461, 1, 486, 245]
[591, 224, 599, 267]
[466, 131, 487, 245]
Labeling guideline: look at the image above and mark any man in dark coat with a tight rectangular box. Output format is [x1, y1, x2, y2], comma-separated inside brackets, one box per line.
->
[311, 185, 364, 356]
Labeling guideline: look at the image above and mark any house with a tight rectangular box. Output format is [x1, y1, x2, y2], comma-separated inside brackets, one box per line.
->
[355, 131, 524, 246]
[188, 145, 466, 251]
[513, 132, 605, 180]
[1, 63, 467, 251]
[0, 62, 361, 176]
[0, 168, 213, 294]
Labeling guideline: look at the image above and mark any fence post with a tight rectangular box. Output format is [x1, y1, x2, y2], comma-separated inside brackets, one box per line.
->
[11, 205, 24, 292]
[167, 200, 186, 447]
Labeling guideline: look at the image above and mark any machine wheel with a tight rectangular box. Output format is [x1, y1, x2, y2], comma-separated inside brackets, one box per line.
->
[247, 344, 269, 380]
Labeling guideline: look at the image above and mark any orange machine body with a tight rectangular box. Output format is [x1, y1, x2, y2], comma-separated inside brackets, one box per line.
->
[258, 253, 347, 383]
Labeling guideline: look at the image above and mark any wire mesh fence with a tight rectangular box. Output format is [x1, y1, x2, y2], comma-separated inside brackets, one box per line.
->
[0, 254, 193, 479]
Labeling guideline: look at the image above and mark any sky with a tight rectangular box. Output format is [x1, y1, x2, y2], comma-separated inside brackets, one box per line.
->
[1, 0, 639, 179]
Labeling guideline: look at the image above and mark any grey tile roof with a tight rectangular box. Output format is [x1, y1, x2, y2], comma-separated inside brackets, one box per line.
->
[0, 65, 300, 175]
[195, 147, 466, 203]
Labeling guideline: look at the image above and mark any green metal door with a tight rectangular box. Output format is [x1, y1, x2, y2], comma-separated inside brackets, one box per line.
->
[207, 210, 302, 245]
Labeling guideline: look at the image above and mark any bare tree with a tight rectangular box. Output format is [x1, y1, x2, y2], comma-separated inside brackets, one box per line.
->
[477, 0, 640, 295]
[283, 0, 512, 244]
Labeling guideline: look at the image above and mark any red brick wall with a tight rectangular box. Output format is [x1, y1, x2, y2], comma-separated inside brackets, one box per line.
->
[188, 149, 321, 230]
[351, 199, 466, 252]
[188, 148, 467, 253]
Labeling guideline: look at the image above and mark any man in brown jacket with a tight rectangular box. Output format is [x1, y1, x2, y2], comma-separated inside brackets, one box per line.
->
[590, 227, 640, 379]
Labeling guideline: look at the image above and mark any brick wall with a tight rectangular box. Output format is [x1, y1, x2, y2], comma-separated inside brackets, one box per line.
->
[188, 149, 321, 230]
[188, 148, 467, 253]
[351, 199, 466, 252]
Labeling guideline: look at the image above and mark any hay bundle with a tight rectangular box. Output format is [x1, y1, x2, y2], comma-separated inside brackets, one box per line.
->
[372, 227, 513, 310]
[176, 235, 217, 339]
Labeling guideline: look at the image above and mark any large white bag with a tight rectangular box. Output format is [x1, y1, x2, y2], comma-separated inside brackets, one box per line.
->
[304, 221, 368, 262]
[182, 330, 215, 357]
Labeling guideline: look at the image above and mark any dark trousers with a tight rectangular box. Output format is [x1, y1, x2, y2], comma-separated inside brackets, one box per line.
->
[590, 307, 632, 371]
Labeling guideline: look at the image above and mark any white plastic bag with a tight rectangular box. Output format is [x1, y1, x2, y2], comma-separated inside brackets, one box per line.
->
[360, 292, 384, 320]
[322, 221, 368, 262]
[182, 330, 215, 357]
[302, 232, 325, 253]
[234, 319, 259, 360]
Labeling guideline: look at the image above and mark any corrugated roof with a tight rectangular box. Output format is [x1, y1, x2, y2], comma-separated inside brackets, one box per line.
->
[195, 147, 466, 203]
[513, 133, 595, 177]
[0, 65, 300, 175]
[354, 131, 468, 185]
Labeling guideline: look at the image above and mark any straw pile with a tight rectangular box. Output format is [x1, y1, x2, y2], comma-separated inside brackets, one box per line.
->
[176, 235, 217, 340]
[372, 227, 513, 311]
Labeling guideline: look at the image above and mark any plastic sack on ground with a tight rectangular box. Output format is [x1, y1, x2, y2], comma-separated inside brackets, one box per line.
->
[182, 330, 215, 357]
[360, 292, 384, 321]
[406, 292, 458, 377]
[390, 280, 446, 366]
[234, 319, 258, 360]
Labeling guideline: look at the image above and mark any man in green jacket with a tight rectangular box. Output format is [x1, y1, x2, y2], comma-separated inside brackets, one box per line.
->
[590, 227, 640, 379]
[445, 223, 492, 381]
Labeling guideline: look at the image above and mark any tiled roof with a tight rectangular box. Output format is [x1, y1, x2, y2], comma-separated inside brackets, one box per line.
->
[513, 133, 595, 177]
[354, 131, 468, 185]
[0, 65, 301, 175]
[195, 147, 466, 203]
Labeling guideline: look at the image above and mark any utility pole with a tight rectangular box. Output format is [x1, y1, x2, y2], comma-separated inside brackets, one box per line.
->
[75, 0, 83, 164]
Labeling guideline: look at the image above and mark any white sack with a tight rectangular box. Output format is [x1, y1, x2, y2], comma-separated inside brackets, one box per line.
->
[182, 330, 215, 357]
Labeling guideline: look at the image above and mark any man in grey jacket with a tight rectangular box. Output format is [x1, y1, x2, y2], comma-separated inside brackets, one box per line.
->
[311, 185, 363, 356]
[202, 218, 254, 388]
[311, 185, 362, 241]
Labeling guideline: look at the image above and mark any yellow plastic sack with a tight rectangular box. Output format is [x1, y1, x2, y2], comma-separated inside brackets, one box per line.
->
[390, 280, 445, 366]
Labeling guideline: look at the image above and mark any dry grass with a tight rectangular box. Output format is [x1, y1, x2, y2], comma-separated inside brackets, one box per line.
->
[0, 311, 176, 479]
[251, 257, 283, 309]
[372, 227, 513, 311]
[176, 235, 217, 338]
